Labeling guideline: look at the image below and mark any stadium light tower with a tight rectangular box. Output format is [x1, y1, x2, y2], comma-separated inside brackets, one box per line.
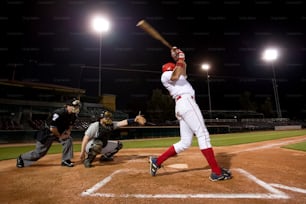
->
[201, 63, 212, 118]
[262, 48, 282, 118]
[91, 15, 110, 96]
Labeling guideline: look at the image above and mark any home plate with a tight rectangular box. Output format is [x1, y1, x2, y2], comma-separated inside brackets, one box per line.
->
[166, 163, 189, 169]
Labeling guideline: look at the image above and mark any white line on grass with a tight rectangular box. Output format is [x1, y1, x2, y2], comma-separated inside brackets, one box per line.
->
[231, 137, 306, 154]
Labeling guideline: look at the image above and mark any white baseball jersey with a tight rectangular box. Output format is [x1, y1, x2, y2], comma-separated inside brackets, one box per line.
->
[161, 71, 195, 99]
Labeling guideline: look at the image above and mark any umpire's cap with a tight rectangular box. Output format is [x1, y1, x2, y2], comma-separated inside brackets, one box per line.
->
[66, 98, 81, 107]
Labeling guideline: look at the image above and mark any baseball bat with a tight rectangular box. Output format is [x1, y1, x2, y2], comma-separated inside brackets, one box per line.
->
[136, 20, 172, 49]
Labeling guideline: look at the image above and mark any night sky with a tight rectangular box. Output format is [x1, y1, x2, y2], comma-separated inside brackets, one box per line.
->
[0, 1, 305, 117]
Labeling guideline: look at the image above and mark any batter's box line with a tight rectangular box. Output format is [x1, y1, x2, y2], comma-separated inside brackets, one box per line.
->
[80, 168, 290, 199]
[270, 183, 306, 194]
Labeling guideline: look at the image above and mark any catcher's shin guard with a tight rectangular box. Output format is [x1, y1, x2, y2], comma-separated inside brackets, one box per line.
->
[84, 150, 97, 168]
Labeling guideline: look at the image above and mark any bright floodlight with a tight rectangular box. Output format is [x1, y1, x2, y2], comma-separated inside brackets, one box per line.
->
[201, 63, 210, 71]
[92, 16, 110, 33]
[263, 49, 278, 61]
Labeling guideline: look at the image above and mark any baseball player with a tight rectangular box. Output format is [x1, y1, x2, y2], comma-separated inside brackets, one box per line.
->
[80, 110, 146, 168]
[16, 98, 81, 168]
[149, 47, 232, 181]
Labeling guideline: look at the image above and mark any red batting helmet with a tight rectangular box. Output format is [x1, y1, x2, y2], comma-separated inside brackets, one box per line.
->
[162, 62, 175, 73]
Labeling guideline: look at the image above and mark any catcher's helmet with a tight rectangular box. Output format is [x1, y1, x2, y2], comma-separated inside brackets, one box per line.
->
[162, 62, 175, 73]
[98, 110, 112, 120]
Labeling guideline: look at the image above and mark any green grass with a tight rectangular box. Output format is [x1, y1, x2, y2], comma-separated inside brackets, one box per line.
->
[1, 129, 306, 161]
[210, 130, 306, 146]
[122, 129, 306, 148]
[283, 141, 306, 151]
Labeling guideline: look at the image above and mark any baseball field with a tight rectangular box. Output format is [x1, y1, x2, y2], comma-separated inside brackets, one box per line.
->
[1, 130, 306, 204]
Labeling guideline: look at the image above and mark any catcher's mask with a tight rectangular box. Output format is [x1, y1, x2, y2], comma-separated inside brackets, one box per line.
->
[98, 110, 113, 125]
[66, 98, 81, 114]
[162, 62, 175, 73]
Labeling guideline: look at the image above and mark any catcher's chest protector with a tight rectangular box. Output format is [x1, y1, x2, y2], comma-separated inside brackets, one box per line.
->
[98, 124, 114, 147]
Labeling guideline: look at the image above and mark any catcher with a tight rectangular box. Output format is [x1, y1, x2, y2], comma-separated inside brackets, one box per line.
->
[80, 110, 146, 168]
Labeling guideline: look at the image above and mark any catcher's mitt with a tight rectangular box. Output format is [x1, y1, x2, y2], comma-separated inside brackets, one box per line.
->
[135, 115, 146, 125]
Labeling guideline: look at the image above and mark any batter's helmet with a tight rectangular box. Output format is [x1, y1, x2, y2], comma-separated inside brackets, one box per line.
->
[162, 62, 175, 73]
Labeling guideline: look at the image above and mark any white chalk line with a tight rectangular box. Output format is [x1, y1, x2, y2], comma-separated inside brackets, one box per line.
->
[270, 183, 306, 194]
[87, 193, 286, 199]
[80, 168, 293, 199]
[231, 137, 306, 154]
[81, 169, 125, 196]
[236, 168, 288, 199]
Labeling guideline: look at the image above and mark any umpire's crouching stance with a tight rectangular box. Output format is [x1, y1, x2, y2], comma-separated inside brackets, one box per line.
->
[80, 111, 146, 168]
[16, 98, 81, 168]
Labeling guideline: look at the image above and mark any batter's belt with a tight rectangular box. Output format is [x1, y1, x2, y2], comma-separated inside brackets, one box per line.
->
[175, 94, 194, 102]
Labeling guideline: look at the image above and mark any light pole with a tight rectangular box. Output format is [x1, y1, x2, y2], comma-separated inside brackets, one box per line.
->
[262, 48, 282, 118]
[91, 16, 110, 96]
[201, 63, 212, 118]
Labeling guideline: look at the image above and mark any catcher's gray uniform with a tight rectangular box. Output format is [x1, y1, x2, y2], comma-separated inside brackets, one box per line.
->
[85, 121, 122, 159]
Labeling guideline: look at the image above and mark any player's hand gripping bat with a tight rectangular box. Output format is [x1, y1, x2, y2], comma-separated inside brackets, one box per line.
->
[136, 19, 172, 49]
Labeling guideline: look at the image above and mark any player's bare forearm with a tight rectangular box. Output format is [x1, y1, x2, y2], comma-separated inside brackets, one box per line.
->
[50, 127, 61, 137]
[50, 127, 71, 139]
[117, 120, 128, 127]
[66, 126, 73, 132]
[80, 135, 90, 160]
[117, 115, 146, 127]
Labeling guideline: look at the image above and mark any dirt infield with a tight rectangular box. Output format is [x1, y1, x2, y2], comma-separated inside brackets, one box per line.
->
[1, 136, 306, 204]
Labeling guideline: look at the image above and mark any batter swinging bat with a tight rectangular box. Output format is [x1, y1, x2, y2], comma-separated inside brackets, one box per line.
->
[136, 19, 172, 49]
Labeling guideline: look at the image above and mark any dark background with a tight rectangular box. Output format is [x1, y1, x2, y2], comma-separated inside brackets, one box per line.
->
[0, 1, 305, 118]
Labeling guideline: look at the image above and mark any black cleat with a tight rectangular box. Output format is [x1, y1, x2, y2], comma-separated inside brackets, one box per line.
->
[99, 155, 114, 162]
[84, 159, 94, 168]
[209, 168, 232, 181]
[149, 156, 160, 176]
[16, 155, 24, 168]
[61, 160, 74, 167]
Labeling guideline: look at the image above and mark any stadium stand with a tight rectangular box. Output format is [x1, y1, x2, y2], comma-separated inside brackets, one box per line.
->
[0, 80, 127, 131]
[0, 80, 305, 143]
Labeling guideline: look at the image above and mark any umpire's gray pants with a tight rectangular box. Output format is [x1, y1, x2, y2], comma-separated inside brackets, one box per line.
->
[20, 136, 73, 167]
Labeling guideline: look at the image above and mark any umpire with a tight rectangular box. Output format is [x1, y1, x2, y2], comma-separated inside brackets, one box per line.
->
[16, 98, 81, 168]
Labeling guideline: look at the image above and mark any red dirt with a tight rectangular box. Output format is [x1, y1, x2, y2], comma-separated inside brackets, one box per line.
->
[1, 136, 306, 204]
